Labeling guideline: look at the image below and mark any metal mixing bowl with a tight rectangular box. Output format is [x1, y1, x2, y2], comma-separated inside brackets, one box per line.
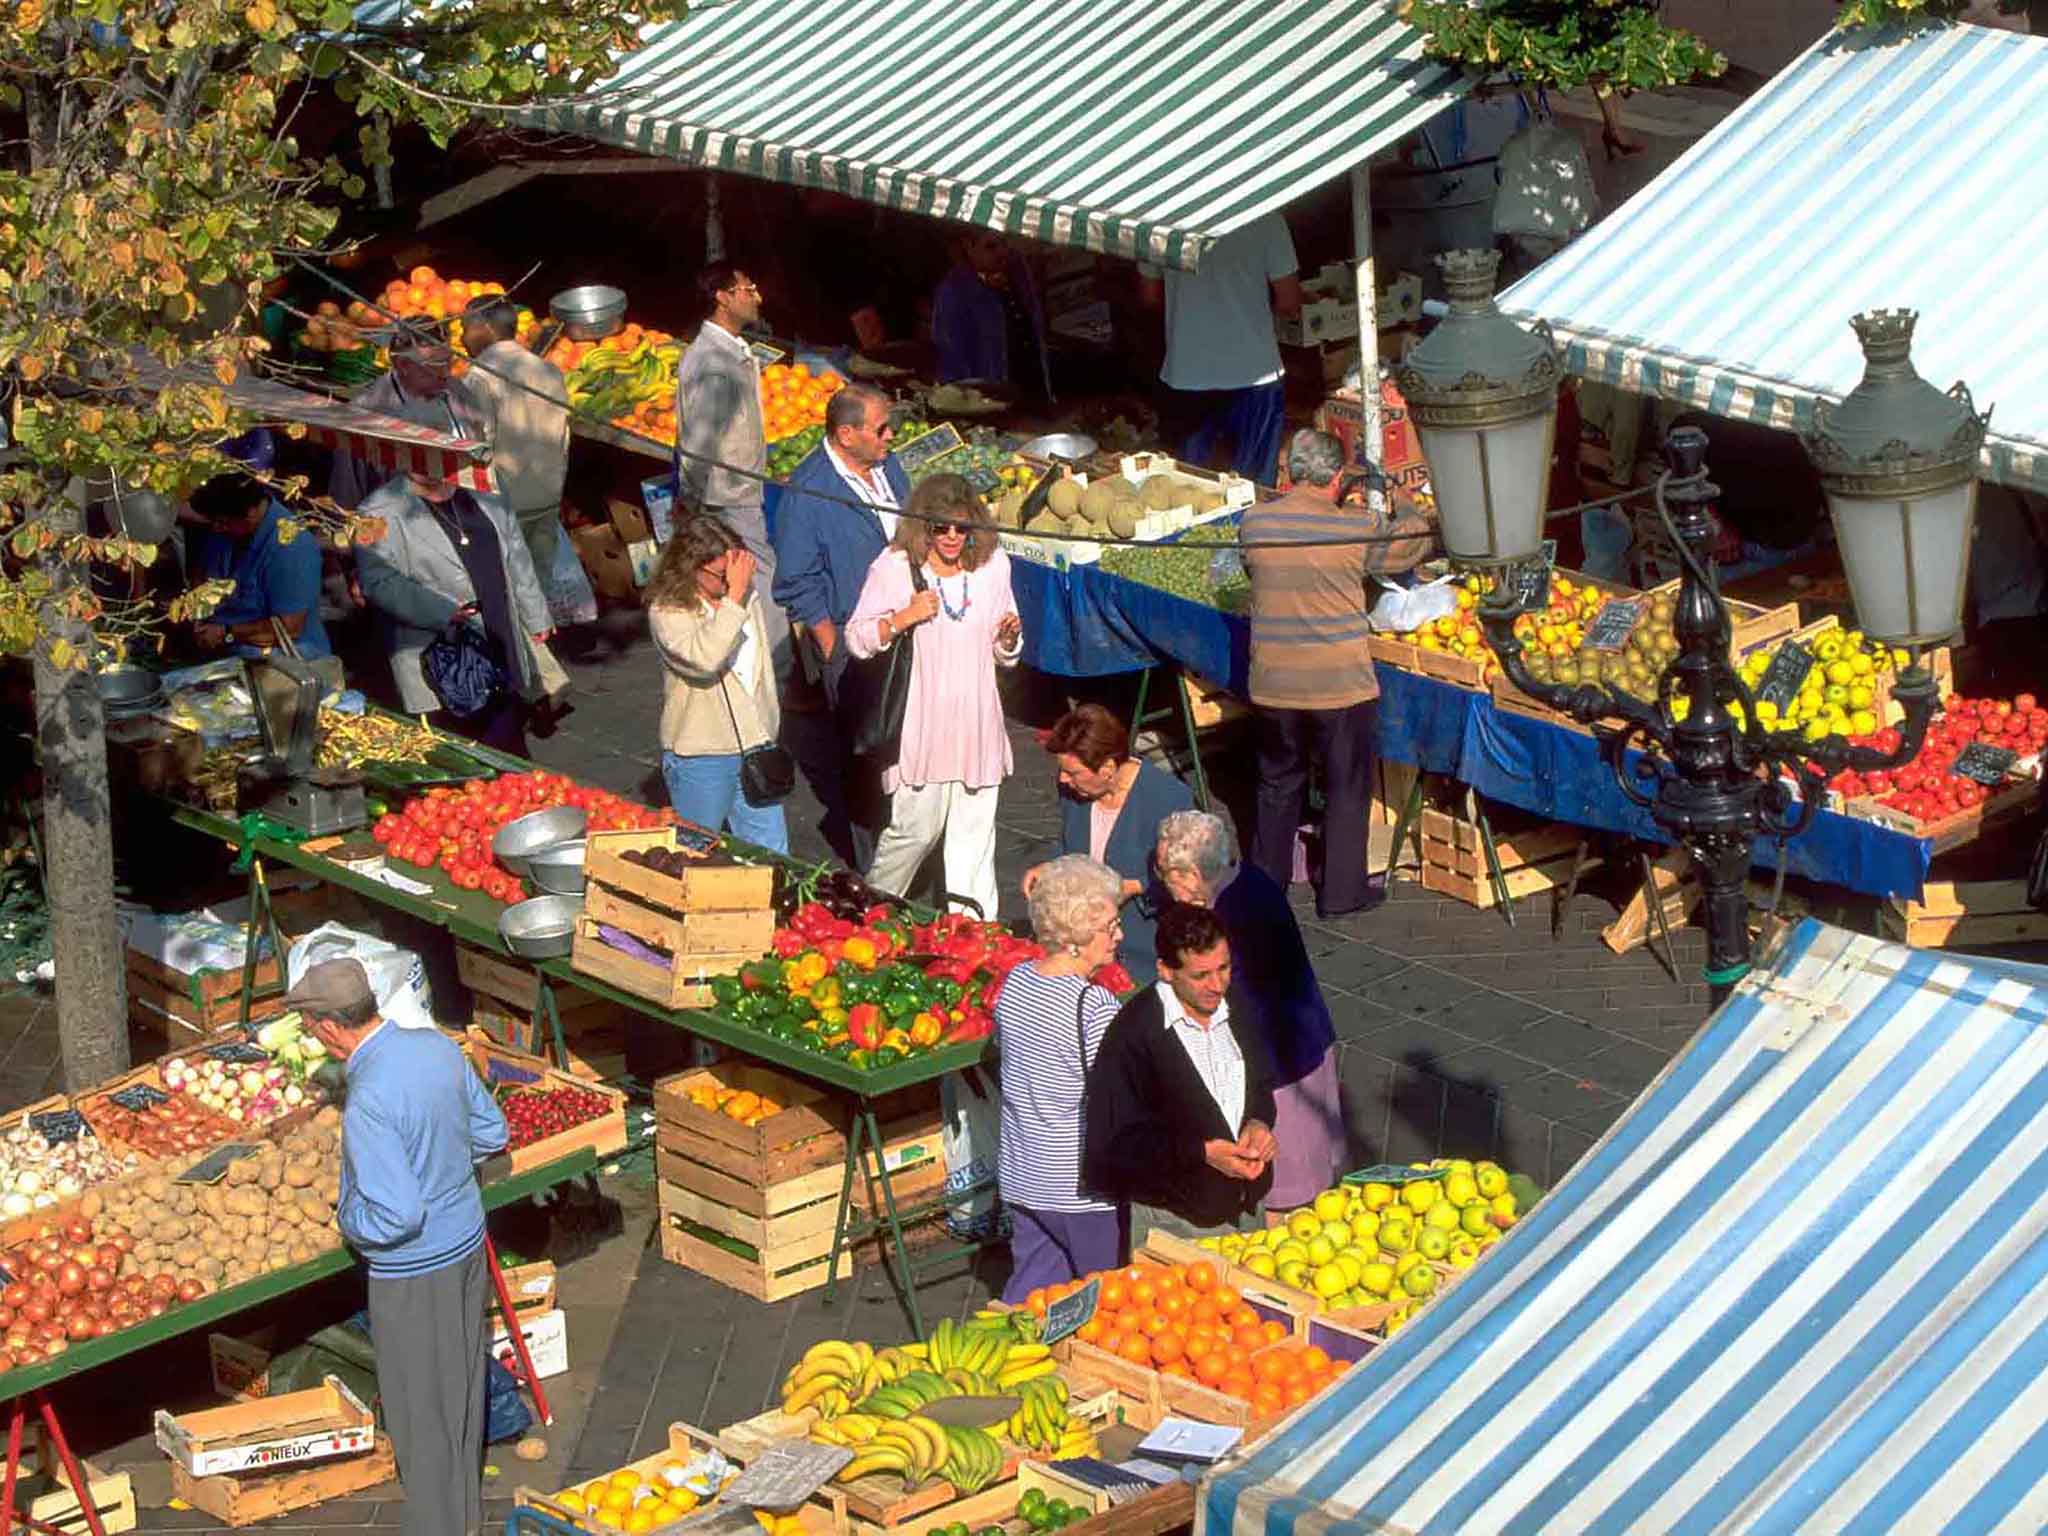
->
[549, 285, 628, 341]
[493, 807, 587, 878]
[499, 895, 578, 960]
[1017, 432, 1098, 463]
[96, 664, 163, 714]
[528, 839, 587, 897]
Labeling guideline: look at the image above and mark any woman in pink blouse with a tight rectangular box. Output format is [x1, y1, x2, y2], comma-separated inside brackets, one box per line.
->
[847, 474, 1024, 919]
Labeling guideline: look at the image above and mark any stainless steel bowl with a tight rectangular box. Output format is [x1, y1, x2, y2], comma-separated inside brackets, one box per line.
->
[549, 284, 628, 341]
[97, 664, 164, 714]
[528, 839, 587, 897]
[1017, 432, 1098, 463]
[499, 895, 578, 960]
[493, 807, 588, 878]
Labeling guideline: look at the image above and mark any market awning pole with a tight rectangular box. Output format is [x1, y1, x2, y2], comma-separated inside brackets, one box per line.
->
[1350, 164, 1385, 515]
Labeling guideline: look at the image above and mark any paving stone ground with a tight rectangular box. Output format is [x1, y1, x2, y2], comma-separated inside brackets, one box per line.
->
[0, 607, 1813, 1528]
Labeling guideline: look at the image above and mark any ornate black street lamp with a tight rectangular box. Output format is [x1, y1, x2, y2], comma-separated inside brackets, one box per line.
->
[1401, 259, 1983, 1003]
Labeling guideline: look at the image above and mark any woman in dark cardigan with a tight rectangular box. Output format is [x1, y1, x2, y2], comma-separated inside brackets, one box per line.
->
[1021, 704, 1193, 984]
[1082, 902, 1276, 1242]
[1156, 811, 1344, 1211]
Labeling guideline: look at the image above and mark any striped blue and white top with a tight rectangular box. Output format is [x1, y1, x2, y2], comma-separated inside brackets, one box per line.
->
[993, 962, 1119, 1215]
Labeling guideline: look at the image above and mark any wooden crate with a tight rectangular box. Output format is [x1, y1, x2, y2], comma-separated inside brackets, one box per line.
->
[586, 880, 777, 957]
[1649, 579, 1799, 655]
[520, 1422, 850, 1536]
[571, 916, 752, 1010]
[471, 1000, 629, 1082]
[155, 1376, 375, 1478]
[1415, 643, 1491, 692]
[456, 942, 619, 1017]
[1487, 673, 1594, 736]
[1418, 809, 1582, 869]
[464, 1030, 629, 1173]
[1882, 879, 2048, 948]
[1419, 807, 1591, 912]
[170, 1436, 395, 1528]
[718, 1406, 1011, 1534]
[1017, 1460, 1114, 1520]
[654, 1062, 841, 1160]
[27, 1461, 135, 1536]
[586, 827, 777, 912]
[1367, 634, 1422, 675]
[1849, 776, 2038, 854]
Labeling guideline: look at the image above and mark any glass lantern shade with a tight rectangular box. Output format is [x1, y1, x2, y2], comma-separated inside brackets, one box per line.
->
[1415, 407, 1557, 565]
[1828, 480, 1976, 647]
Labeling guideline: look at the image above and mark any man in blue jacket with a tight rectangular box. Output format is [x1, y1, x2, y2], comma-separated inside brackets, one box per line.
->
[771, 382, 908, 866]
[293, 959, 508, 1536]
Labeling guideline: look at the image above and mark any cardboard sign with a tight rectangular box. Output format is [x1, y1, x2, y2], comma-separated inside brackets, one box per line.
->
[1508, 540, 1558, 613]
[1042, 1276, 1100, 1347]
[721, 1441, 852, 1510]
[1753, 641, 1816, 713]
[1954, 742, 2018, 785]
[1581, 599, 1642, 653]
[175, 1142, 264, 1186]
[893, 421, 964, 477]
[105, 1085, 167, 1112]
[29, 1108, 89, 1144]
[484, 1058, 544, 1087]
[206, 1043, 270, 1065]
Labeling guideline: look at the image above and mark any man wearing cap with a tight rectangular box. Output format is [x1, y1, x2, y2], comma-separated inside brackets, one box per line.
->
[289, 959, 509, 1536]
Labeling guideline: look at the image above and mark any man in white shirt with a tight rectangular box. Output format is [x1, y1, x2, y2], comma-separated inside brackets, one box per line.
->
[456, 297, 571, 578]
[1138, 211, 1304, 486]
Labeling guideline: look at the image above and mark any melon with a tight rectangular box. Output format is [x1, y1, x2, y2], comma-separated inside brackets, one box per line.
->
[1138, 476, 1181, 512]
[995, 489, 1026, 528]
[1105, 500, 1142, 539]
[1046, 478, 1084, 520]
[1078, 480, 1121, 526]
[1024, 510, 1065, 535]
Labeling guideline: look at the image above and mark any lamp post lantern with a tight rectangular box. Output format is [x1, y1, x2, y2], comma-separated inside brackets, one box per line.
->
[1409, 271, 1970, 1005]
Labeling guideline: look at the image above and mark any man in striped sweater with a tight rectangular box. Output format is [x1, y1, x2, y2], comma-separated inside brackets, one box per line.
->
[1242, 429, 1435, 919]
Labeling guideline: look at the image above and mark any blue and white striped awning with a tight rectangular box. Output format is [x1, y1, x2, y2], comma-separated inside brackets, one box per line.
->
[505, 0, 1467, 271]
[1201, 918, 2048, 1536]
[1501, 22, 2048, 494]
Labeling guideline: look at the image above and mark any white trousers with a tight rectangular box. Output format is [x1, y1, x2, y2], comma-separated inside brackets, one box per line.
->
[866, 780, 1002, 921]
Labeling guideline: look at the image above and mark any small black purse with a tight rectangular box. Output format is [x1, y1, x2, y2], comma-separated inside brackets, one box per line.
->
[720, 647, 795, 807]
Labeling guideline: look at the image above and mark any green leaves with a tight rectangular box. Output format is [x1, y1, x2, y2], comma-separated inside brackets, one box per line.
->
[1401, 0, 1725, 94]
[1832, 0, 1971, 26]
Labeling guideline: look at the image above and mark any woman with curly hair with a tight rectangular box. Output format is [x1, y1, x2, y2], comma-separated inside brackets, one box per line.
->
[846, 473, 1023, 919]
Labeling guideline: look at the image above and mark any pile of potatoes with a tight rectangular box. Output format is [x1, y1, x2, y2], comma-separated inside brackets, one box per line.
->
[86, 1107, 346, 1296]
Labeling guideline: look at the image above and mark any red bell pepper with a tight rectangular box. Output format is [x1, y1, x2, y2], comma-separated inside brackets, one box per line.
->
[847, 1003, 885, 1051]
[771, 930, 807, 959]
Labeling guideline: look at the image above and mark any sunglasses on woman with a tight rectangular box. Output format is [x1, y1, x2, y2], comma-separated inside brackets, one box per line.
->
[933, 522, 968, 536]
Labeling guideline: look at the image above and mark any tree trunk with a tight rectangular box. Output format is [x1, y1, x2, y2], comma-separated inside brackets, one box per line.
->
[31, 492, 130, 1091]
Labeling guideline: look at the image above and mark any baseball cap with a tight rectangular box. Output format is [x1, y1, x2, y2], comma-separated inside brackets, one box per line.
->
[283, 958, 378, 1024]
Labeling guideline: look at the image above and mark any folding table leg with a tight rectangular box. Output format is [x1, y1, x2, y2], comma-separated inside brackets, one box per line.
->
[485, 1236, 553, 1427]
[32, 1394, 107, 1536]
[2, 1398, 22, 1533]
[1473, 805, 1516, 928]
[528, 973, 571, 1071]
[860, 1109, 923, 1341]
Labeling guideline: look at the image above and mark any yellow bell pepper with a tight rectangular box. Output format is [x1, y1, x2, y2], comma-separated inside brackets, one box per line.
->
[817, 1004, 847, 1027]
[811, 976, 842, 1009]
[880, 1026, 912, 1053]
[842, 935, 879, 969]
[908, 1012, 944, 1048]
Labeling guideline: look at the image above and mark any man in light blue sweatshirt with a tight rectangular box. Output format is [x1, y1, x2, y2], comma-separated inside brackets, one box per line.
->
[291, 959, 509, 1536]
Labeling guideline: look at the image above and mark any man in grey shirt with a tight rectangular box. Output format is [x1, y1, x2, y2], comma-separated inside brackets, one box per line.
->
[677, 264, 789, 679]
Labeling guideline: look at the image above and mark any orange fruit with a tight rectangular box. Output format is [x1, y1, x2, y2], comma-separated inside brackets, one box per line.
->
[1075, 1318, 1105, 1345]
[1100, 1277, 1127, 1312]
[1261, 1320, 1288, 1344]
[1160, 1360, 1195, 1380]
[1283, 1380, 1316, 1408]
[1232, 1325, 1267, 1352]
[1222, 1371, 1256, 1402]
[1228, 1305, 1260, 1330]
[1138, 1310, 1172, 1340]
[1213, 1286, 1242, 1313]
[1185, 1261, 1217, 1293]
[1301, 1346, 1331, 1374]
[1251, 1352, 1290, 1384]
[1097, 1330, 1127, 1357]
[1117, 1334, 1152, 1365]
[1186, 1326, 1219, 1359]
[1150, 1331, 1185, 1366]
[1190, 1298, 1222, 1327]
[1328, 1360, 1351, 1376]
[1121, 1266, 1147, 1286]
[408, 265, 438, 286]
[1252, 1381, 1286, 1414]
[1130, 1279, 1158, 1309]
[1026, 1287, 1049, 1317]
[1193, 1351, 1230, 1387]
[1159, 1290, 1191, 1320]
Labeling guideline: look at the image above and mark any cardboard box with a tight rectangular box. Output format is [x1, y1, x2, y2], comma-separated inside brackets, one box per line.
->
[209, 1331, 275, 1402]
[491, 1305, 569, 1381]
[572, 522, 638, 604]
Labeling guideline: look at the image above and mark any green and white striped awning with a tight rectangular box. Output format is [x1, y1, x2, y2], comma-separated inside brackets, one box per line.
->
[524, 0, 1468, 271]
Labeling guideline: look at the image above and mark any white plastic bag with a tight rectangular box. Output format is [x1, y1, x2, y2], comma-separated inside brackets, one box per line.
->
[1369, 573, 1461, 633]
[1492, 121, 1597, 240]
[286, 922, 436, 1030]
[540, 522, 599, 629]
[939, 1066, 1007, 1241]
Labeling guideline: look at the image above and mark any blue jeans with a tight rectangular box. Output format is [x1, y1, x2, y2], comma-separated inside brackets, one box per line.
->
[1178, 379, 1286, 485]
[660, 751, 789, 853]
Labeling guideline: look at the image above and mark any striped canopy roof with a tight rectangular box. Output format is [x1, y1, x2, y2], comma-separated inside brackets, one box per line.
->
[1502, 22, 2048, 492]
[518, 0, 1469, 271]
[1201, 918, 2048, 1535]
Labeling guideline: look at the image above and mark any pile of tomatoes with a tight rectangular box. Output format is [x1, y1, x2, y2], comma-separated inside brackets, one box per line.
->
[0, 1220, 197, 1370]
[1829, 693, 2047, 824]
[370, 770, 673, 904]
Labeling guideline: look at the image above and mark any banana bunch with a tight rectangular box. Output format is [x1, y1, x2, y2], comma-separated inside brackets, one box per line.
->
[567, 340, 678, 422]
[1004, 1376, 1073, 1453]
[854, 1367, 958, 1419]
[939, 1423, 1005, 1494]
[822, 1412, 950, 1490]
[971, 1307, 1045, 1344]
[1053, 1423, 1100, 1461]
[925, 1317, 1056, 1388]
[780, 1339, 875, 1419]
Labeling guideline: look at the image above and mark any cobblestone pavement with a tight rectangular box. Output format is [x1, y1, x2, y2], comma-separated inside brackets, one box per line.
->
[2, 609, 1736, 1528]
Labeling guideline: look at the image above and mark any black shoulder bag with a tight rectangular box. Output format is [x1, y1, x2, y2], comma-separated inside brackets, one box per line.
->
[839, 559, 928, 770]
[720, 625, 796, 807]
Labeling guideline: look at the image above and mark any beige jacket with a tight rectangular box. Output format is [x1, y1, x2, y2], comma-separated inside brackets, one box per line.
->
[460, 341, 570, 513]
[650, 592, 781, 756]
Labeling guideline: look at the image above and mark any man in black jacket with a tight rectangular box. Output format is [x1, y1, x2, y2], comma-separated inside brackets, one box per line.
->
[1083, 904, 1278, 1241]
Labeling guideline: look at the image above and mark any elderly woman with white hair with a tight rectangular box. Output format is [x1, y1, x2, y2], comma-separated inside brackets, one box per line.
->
[992, 855, 1128, 1300]
[1155, 810, 1344, 1209]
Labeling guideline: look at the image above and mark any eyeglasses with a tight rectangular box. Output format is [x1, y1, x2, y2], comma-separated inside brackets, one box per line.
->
[934, 522, 968, 536]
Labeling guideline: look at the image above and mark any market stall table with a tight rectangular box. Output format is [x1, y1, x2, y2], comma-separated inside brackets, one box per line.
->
[0, 1147, 597, 1536]
[159, 787, 990, 1338]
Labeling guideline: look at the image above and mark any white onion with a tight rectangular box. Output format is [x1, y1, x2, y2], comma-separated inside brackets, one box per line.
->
[1, 1194, 29, 1218]
[16, 1169, 43, 1196]
[226, 1106, 246, 1123]
[283, 1085, 305, 1107]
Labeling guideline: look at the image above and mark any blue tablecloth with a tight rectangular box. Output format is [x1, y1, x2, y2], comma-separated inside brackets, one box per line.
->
[1010, 560, 1933, 900]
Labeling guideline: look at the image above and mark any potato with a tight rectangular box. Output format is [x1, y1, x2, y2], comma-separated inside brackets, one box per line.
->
[318, 1177, 341, 1206]
[172, 1240, 203, 1269]
[171, 1186, 197, 1215]
[199, 1256, 226, 1283]
[255, 1158, 284, 1192]
[80, 1190, 103, 1220]
[155, 1216, 191, 1242]
[314, 1106, 341, 1130]
[299, 1196, 334, 1226]
[221, 1214, 249, 1240]
[141, 1175, 170, 1202]
[247, 1211, 270, 1238]
[274, 1200, 304, 1228]
[287, 1240, 318, 1265]
[197, 1186, 227, 1217]
[283, 1158, 320, 1189]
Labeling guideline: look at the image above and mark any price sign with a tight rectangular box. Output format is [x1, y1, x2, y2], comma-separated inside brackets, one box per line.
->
[175, 1142, 263, 1186]
[893, 421, 963, 478]
[1043, 1276, 1101, 1347]
[1581, 599, 1642, 653]
[484, 1059, 543, 1087]
[722, 1442, 852, 1509]
[1752, 640, 1816, 713]
[1954, 742, 2018, 785]
[206, 1043, 270, 1065]
[1507, 539, 1558, 612]
[29, 1109, 88, 1145]
[746, 339, 788, 367]
[107, 1084, 168, 1112]
[1342, 1164, 1439, 1187]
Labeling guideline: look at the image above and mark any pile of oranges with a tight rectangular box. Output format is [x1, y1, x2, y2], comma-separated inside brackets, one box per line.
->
[1023, 1261, 1350, 1417]
[376, 265, 507, 324]
[761, 362, 844, 443]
